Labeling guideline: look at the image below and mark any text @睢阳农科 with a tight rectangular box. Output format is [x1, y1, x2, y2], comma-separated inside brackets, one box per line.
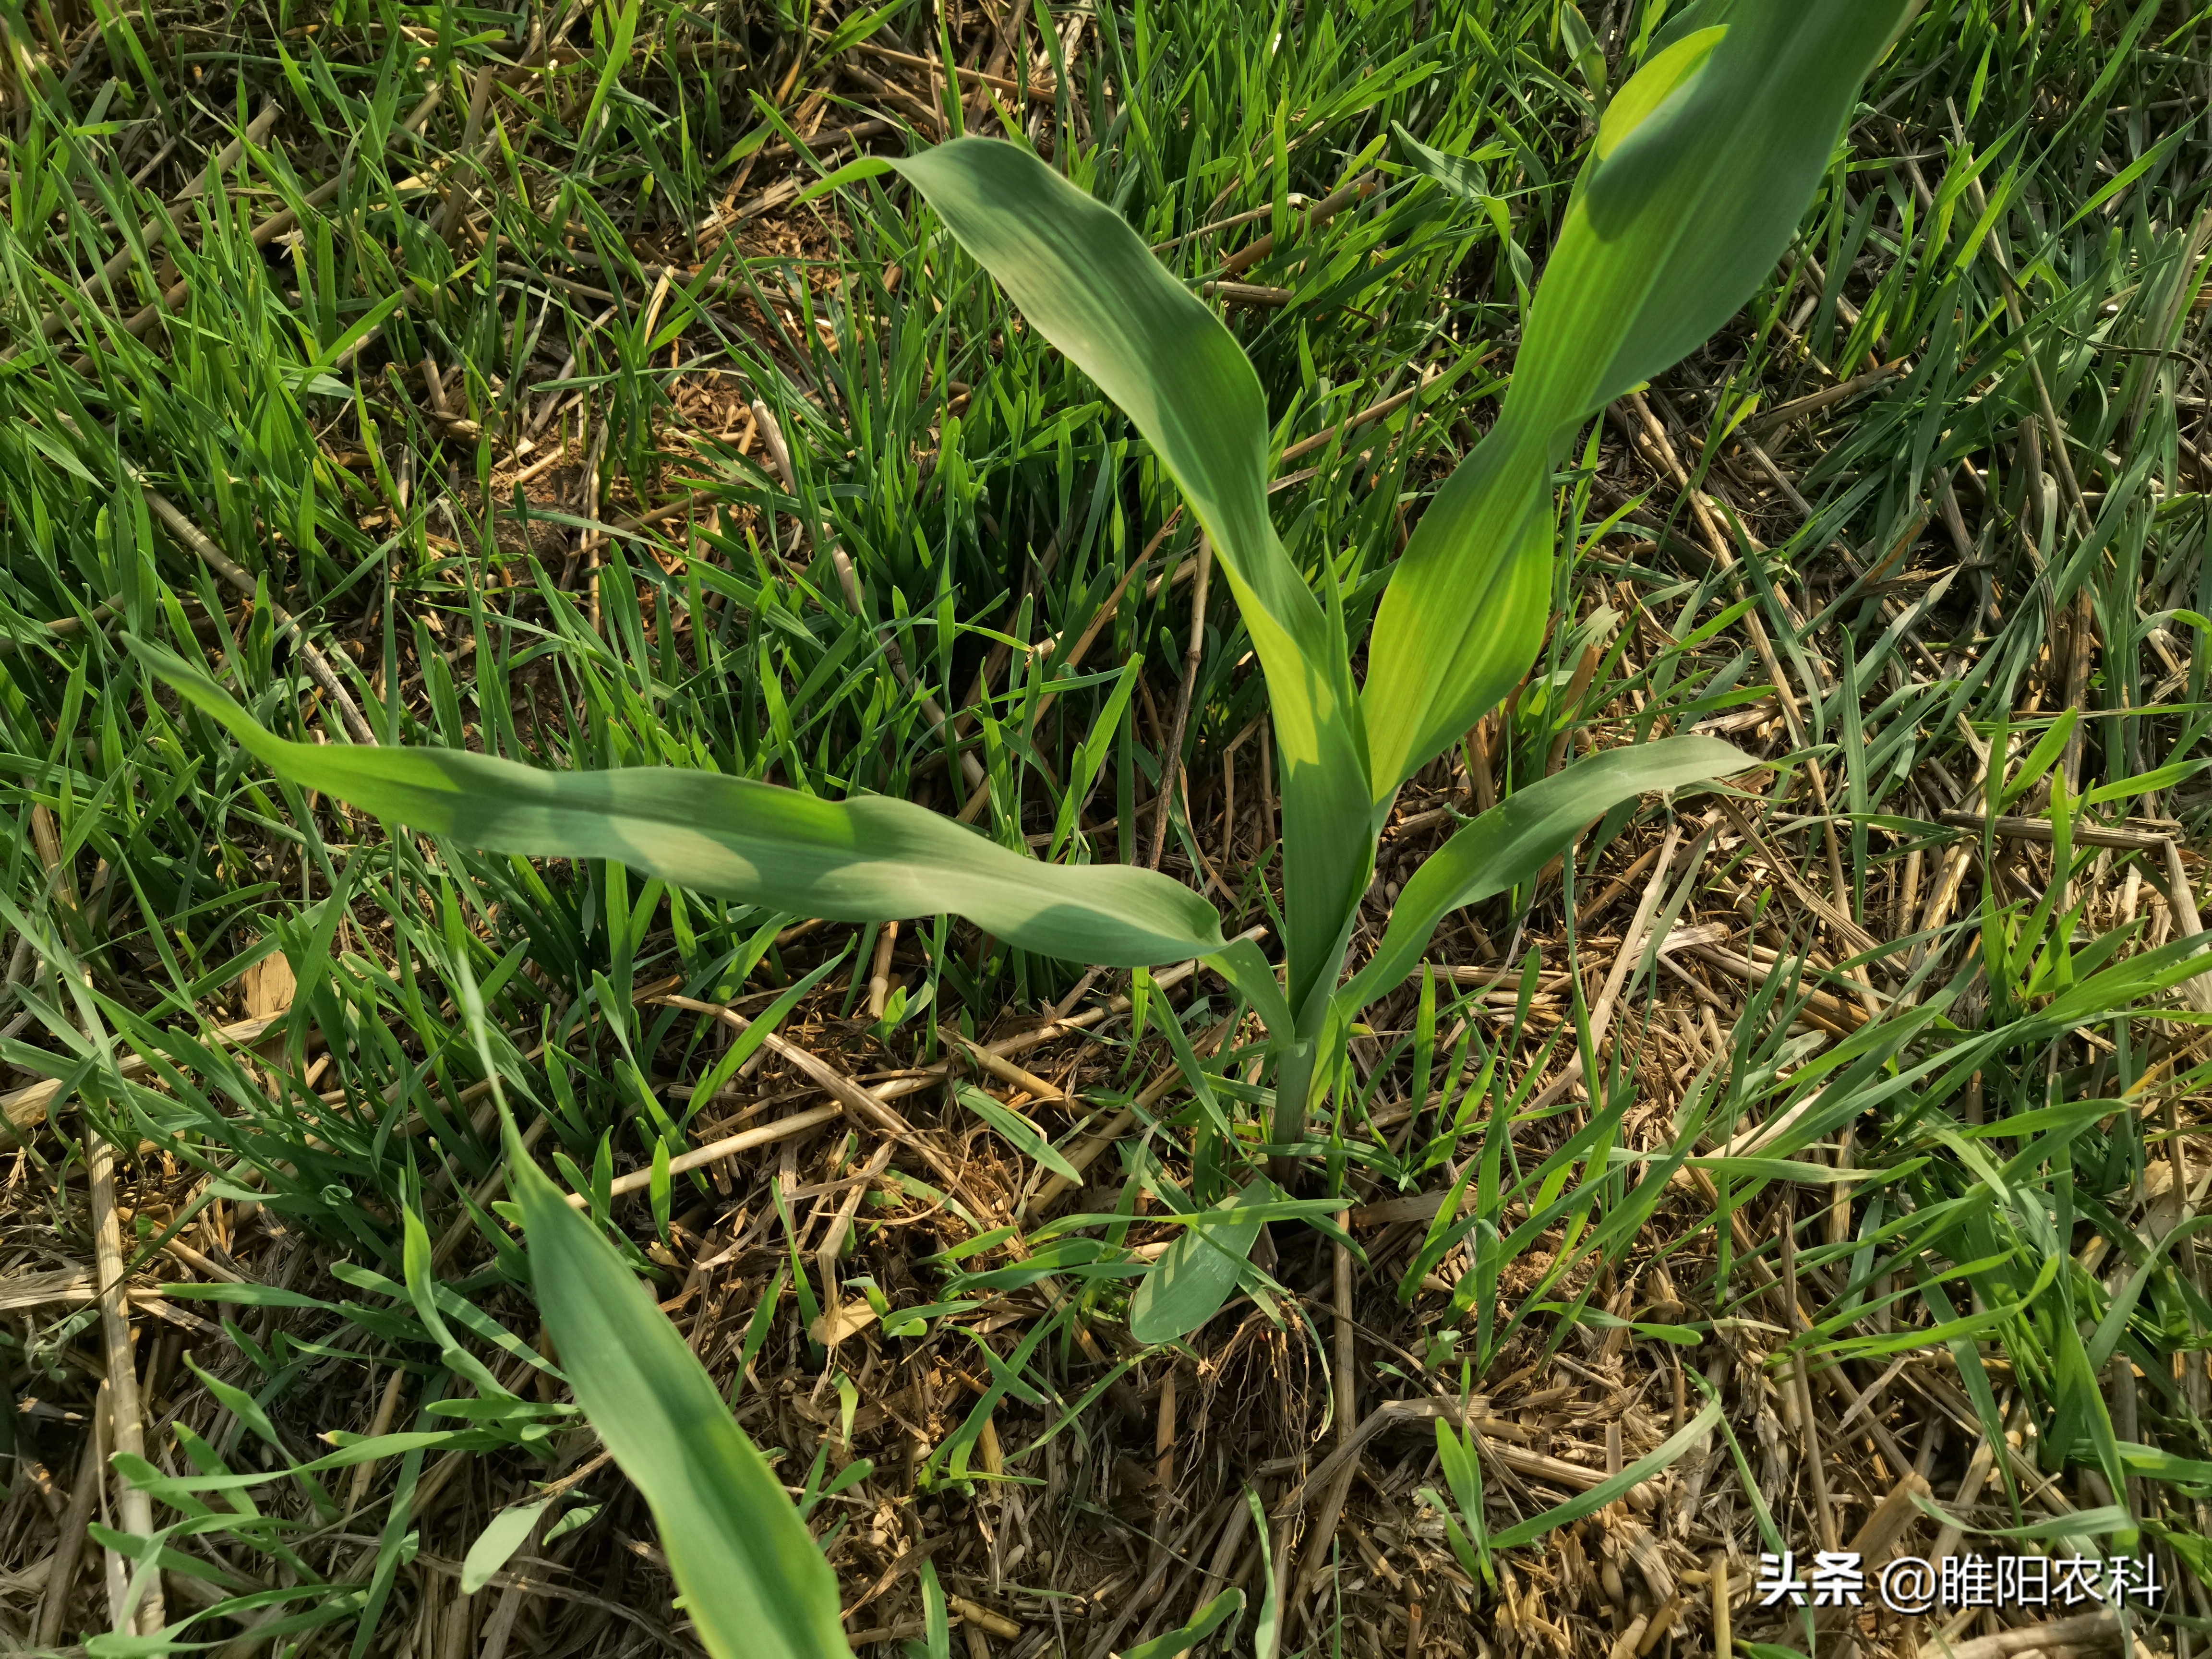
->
[1756, 1549, 2163, 1613]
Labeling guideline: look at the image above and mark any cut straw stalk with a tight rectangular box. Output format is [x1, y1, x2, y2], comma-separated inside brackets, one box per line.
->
[87, 1131, 164, 1634]
[35, 1382, 105, 1647]
[634, 926, 1263, 1211]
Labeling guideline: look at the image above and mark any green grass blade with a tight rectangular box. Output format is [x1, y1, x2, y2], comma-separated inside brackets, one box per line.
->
[1122, 1588, 1245, 1659]
[955, 1084, 1082, 1183]
[1486, 1397, 1723, 1551]
[461, 1502, 549, 1595]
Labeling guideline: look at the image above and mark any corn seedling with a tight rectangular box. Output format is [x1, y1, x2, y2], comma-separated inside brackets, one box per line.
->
[125, 7, 1918, 1654]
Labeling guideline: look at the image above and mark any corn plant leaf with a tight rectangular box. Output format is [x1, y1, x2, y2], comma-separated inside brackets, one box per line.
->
[1593, 27, 1726, 163]
[1359, 436, 1555, 806]
[127, 640, 1224, 969]
[1128, 1178, 1275, 1346]
[1362, 3, 1915, 794]
[1339, 736, 1743, 1010]
[505, 1117, 854, 1659]
[1556, 6, 1916, 415]
[888, 139, 1376, 1022]
[1205, 935, 1294, 1038]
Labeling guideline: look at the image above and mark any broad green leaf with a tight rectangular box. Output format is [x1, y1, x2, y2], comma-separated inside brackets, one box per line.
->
[128, 639, 1223, 969]
[531, 1503, 596, 1546]
[1594, 27, 1725, 160]
[462, 1501, 548, 1594]
[1363, 4, 1915, 793]
[504, 1118, 853, 1659]
[1558, 2, 1606, 98]
[888, 140, 1376, 1020]
[1535, 5, 1917, 427]
[1436, 1419, 1485, 1550]
[1340, 736, 1743, 1010]
[1129, 1178, 1274, 1345]
[1358, 436, 1555, 803]
[1206, 935, 1294, 1038]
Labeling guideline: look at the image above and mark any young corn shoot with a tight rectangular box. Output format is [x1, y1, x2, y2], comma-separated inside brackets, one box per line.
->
[127, 9, 1915, 1655]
